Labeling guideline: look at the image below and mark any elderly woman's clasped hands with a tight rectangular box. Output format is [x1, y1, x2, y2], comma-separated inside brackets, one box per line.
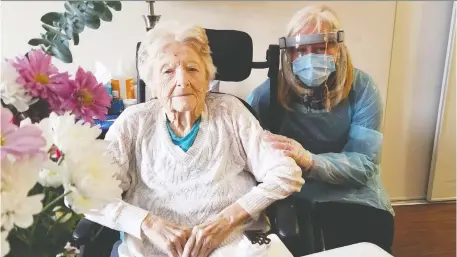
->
[141, 214, 190, 257]
[142, 204, 248, 257]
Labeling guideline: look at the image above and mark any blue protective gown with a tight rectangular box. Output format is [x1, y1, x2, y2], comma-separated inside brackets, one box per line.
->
[247, 68, 393, 214]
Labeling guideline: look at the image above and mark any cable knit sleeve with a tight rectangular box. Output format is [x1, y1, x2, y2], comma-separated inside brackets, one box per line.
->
[84, 108, 149, 240]
[230, 98, 305, 216]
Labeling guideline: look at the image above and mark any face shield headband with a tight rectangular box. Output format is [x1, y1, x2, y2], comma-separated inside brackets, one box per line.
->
[278, 30, 345, 112]
[279, 30, 344, 49]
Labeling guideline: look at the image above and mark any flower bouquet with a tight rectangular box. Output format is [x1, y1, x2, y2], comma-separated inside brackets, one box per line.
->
[1, 49, 123, 257]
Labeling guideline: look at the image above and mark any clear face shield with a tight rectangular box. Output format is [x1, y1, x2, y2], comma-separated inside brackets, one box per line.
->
[279, 30, 345, 111]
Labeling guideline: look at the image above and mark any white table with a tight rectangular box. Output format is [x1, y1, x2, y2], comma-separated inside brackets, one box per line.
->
[304, 242, 393, 257]
[214, 234, 294, 257]
[214, 236, 392, 257]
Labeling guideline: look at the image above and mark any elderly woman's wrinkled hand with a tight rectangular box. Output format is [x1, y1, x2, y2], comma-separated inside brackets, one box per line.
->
[182, 214, 235, 257]
[141, 214, 191, 257]
[263, 131, 313, 171]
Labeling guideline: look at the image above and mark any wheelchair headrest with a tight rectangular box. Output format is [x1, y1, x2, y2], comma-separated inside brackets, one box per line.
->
[136, 29, 253, 82]
[205, 29, 253, 82]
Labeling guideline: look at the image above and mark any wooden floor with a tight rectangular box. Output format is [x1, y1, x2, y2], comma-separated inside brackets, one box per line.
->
[392, 202, 456, 257]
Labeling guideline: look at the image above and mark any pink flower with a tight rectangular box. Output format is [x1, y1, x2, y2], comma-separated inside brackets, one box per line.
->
[0, 107, 46, 160]
[60, 67, 110, 124]
[11, 49, 71, 111]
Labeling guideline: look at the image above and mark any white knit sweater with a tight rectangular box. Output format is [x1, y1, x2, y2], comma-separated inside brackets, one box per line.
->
[86, 94, 304, 257]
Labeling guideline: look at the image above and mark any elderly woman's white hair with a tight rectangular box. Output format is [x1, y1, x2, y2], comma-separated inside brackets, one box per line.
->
[279, 5, 354, 110]
[137, 22, 217, 96]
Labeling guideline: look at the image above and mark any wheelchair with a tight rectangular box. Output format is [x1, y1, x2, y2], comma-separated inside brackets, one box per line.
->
[71, 29, 323, 257]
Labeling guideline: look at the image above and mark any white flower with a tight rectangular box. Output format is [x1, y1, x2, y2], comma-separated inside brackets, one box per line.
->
[1, 230, 10, 257]
[48, 112, 103, 154]
[22, 112, 103, 155]
[1, 157, 42, 195]
[62, 148, 122, 214]
[38, 161, 63, 188]
[1, 157, 44, 231]
[20, 117, 53, 152]
[0, 61, 36, 112]
[1, 191, 44, 230]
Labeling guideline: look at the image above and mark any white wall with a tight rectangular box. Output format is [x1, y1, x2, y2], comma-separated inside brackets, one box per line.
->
[1, 1, 395, 100]
[1, 1, 454, 201]
[427, 4, 456, 202]
[381, 1, 454, 201]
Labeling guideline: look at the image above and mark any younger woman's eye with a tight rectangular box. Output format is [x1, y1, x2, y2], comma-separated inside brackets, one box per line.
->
[297, 48, 307, 54]
[188, 67, 198, 72]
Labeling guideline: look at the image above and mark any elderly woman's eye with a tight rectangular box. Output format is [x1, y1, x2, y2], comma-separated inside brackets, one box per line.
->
[164, 69, 174, 74]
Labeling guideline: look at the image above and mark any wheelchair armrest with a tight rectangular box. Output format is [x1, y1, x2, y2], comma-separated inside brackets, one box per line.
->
[272, 198, 300, 239]
[72, 218, 103, 246]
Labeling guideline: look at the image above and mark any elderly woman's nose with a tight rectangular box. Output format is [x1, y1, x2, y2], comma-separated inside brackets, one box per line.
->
[175, 67, 189, 87]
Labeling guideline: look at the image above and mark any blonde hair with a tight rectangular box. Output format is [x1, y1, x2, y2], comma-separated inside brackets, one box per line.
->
[137, 22, 217, 96]
[279, 5, 354, 110]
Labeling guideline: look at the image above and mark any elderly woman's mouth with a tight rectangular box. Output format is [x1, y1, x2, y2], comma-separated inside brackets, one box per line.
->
[172, 93, 193, 98]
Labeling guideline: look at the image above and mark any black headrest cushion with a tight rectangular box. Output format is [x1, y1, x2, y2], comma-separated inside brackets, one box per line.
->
[204, 29, 253, 82]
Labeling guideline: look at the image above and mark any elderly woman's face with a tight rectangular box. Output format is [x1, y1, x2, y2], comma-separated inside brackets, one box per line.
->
[154, 42, 209, 113]
[290, 22, 339, 61]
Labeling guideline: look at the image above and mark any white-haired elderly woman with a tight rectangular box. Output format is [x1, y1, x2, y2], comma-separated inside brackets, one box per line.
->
[86, 22, 304, 257]
[248, 5, 394, 253]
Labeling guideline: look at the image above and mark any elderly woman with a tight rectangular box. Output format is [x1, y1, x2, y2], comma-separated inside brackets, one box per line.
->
[247, 5, 394, 253]
[86, 23, 304, 257]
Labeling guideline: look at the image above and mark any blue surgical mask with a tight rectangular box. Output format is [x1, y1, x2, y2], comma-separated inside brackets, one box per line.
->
[292, 53, 336, 87]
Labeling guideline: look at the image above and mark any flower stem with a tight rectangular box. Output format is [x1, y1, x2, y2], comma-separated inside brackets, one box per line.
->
[30, 190, 72, 242]
[13, 231, 31, 246]
[46, 209, 70, 235]
[41, 190, 72, 213]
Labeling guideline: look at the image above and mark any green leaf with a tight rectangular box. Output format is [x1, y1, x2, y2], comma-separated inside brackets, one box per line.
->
[64, 1, 82, 16]
[42, 32, 55, 42]
[56, 15, 72, 40]
[53, 35, 70, 48]
[99, 6, 112, 22]
[84, 14, 101, 29]
[91, 1, 106, 15]
[28, 38, 52, 46]
[73, 33, 79, 45]
[106, 1, 121, 11]
[63, 24, 74, 40]
[84, 6, 99, 17]
[64, 12, 85, 34]
[40, 45, 48, 53]
[41, 12, 62, 26]
[42, 24, 70, 39]
[50, 43, 72, 63]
